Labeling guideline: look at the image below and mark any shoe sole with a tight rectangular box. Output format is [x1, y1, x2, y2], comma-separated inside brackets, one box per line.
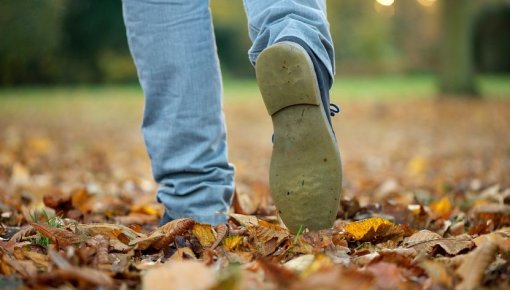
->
[255, 41, 342, 233]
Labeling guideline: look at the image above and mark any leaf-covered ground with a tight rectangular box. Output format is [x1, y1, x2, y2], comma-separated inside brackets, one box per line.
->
[0, 89, 510, 289]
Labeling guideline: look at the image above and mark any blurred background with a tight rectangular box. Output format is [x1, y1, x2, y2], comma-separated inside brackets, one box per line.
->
[1, 0, 509, 96]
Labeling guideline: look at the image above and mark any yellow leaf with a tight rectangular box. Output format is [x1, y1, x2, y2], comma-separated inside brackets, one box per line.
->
[408, 156, 427, 175]
[302, 254, 333, 278]
[345, 217, 393, 241]
[191, 224, 216, 247]
[430, 196, 452, 219]
[28, 137, 52, 154]
[222, 235, 244, 251]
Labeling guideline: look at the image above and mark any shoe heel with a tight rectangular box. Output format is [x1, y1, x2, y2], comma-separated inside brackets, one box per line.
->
[255, 41, 321, 115]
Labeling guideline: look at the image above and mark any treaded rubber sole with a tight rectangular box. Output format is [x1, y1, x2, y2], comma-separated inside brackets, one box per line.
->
[255, 41, 342, 233]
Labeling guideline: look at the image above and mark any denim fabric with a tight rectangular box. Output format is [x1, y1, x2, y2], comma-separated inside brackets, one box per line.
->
[122, 0, 333, 225]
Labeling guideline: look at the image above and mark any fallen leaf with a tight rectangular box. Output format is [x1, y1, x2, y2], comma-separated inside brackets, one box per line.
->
[259, 258, 296, 288]
[455, 234, 498, 290]
[152, 218, 195, 250]
[71, 188, 94, 214]
[430, 196, 453, 219]
[284, 254, 315, 273]
[344, 217, 406, 243]
[249, 220, 289, 256]
[421, 260, 454, 289]
[142, 260, 215, 290]
[191, 224, 216, 247]
[405, 230, 474, 256]
[222, 235, 244, 251]
[365, 261, 405, 290]
[169, 247, 197, 261]
[31, 223, 84, 248]
[230, 213, 258, 227]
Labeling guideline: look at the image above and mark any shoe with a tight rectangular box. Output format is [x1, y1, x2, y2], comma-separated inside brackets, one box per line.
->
[255, 41, 342, 233]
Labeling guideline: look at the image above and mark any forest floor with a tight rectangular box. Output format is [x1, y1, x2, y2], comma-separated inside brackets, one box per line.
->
[0, 80, 510, 289]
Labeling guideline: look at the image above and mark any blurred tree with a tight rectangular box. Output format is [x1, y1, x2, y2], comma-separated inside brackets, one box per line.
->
[0, 1, 63, 84]
[474, 5, 510, 73]
[438, 0, 478, 97]
[59, 0, 135, 83]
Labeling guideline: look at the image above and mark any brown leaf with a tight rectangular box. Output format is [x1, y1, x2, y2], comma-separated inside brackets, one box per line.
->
[78, 223, 145, 244]
[230, 213, 259, 227]
[152, 218, 195, 250]
[46, 249, 114, 287]
[365, 261, 406, 290]
[455, 234, 498, 290]
[211, 224, 228, 249]
[258, 258, 296, 288]
[142, 260, 215, 290]
[248, 220, 289, 256]
[232, 187, 260, 215]
[31, 223, 84, 248]
[420, 260, 454, 289]
[169, 247, 197, 261]
[88, 235, 109, 266]
[405, 230, 474, 256]
[38, 267, 115, 288]
[71, 188, 94, 213]
[292, 267, 374, 290]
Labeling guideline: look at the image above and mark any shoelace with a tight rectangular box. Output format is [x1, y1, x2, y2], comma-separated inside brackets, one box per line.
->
[330, 103, 340, 117]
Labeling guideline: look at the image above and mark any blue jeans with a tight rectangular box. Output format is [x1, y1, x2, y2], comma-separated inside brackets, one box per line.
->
[122, 0, 334, 225]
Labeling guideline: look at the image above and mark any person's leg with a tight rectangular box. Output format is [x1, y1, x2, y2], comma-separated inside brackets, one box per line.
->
[243, 0, 334, 82]
[122, 0, 234, 225]
[244, 0, 342, 233]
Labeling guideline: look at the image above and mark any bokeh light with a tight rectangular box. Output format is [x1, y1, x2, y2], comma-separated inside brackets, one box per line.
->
[376, 0, 395, 6]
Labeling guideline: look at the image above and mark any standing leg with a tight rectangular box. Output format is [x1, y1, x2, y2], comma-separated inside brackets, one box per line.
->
[244, 0, 342, 233]
[122, 0, 234, 225]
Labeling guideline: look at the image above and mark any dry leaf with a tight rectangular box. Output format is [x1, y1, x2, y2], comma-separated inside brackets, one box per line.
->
[22, 249, 49, 269]
[421, 260, 454, 289]
[152, 218, 195, 250]
[344, 217, 406, 243]
[211, 224, 228, 249]
[292, 267, 374, 290]
[284, 254, 315, 273]
[79, 223, 144, 244]
[222, 235, 244, 251]
[192, 224, 216, 247]
[232, 188, 260, 215]
[31, 223, 84, 248]
[455, 234, 498, 290]
[249, 220, 289, 256]
[142, 260, 215, 290]
[365, 261, 404, 290]
[230, 213, 259, 227]
[430, 196, 453, 219]
[405, 230, 474, 256]
[169, 247, 197, 261]
[259, 258, 296, 288]
[71, 188, 94, 213]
